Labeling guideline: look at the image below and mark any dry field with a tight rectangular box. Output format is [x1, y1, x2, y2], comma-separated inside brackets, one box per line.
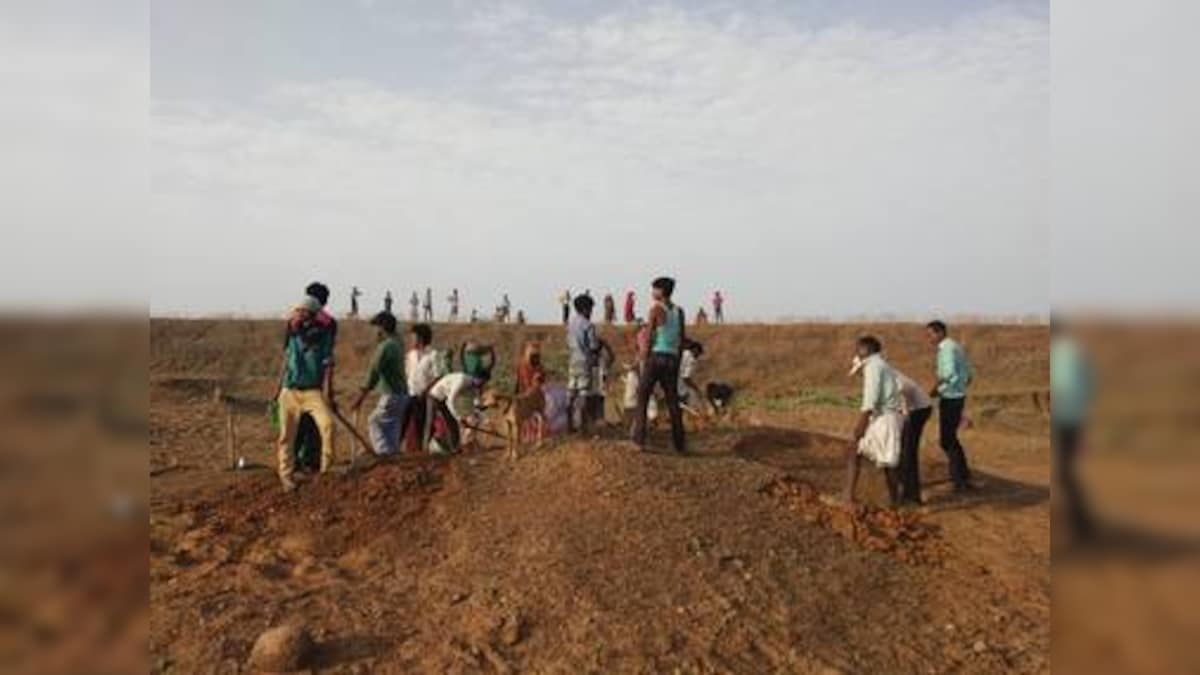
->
[150, 319, 1050, 673]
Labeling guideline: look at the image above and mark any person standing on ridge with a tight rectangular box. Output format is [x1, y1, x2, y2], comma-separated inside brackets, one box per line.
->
[383, 290, 393, 314]
[423, 287, 434, 322]
[350, 286, 362, 318]
[409, 291, 420, 323]
[559, 289, 571, 325]
[603, 293, 616, 324]
[447, 288, 460, 322]
[624, 290, 636, 324]
[712, 290, 724, 324]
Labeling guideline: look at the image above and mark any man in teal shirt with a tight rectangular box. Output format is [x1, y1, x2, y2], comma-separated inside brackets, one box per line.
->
[275, 293, 338, 492]
[1050, 319, 1094, 539]
[926, 320, 974, 491]
[351, 312, 408, 456]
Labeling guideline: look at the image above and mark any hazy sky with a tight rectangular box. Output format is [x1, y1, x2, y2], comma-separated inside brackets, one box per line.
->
[143, 0, 1049, 320]
[4, 1, 1194, 318]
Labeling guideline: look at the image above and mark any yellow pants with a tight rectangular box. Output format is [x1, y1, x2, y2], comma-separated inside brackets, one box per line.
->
[276, 388, 336, 482]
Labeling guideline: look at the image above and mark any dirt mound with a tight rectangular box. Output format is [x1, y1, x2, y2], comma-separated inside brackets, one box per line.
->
[760, 475, 947, 565]
[151, 320, 1051, 673]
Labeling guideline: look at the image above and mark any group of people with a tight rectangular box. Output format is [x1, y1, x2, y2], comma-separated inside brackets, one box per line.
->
[274, 276, 712, 491]
[559, 277, 704, 454]
[560, 288, 726, 327]
[275, 281, 503, 492]
[276, 279, 979, 509]
[350, 285, 524, 325]
[842, 320, 975, 506]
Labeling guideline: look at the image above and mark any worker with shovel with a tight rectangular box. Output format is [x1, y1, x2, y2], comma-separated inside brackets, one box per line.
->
[350, 311, 408, 457]
[275, 294, 338, 493]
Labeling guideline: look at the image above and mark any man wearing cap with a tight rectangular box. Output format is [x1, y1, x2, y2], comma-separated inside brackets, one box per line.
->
[275, 292, 338, 492]
[350, 311, 408, 457]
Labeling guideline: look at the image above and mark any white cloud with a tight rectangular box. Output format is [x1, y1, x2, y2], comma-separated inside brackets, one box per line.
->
[152, 3, 1047, 319]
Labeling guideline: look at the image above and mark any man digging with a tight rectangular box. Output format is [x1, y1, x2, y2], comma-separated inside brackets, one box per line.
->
[841, 335, 904, 507]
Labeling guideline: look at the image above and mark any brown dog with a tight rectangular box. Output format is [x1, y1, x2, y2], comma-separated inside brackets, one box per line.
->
[482, 386, 546, 460]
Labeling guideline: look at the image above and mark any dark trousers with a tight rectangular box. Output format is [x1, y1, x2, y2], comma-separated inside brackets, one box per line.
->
[1053, 424, 1093, 538]
[938, 397, 972, 488]
[424, 397, 461, 452]
[562, 305, 570, 324]
[631, 353, 686, 453]
[399, 395, 427, 453]
[900, 407, 931, 503]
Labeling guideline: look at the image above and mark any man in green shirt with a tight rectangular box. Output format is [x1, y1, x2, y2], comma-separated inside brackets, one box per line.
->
[926, 320, 975, 491]
[351, 312, 408, 456]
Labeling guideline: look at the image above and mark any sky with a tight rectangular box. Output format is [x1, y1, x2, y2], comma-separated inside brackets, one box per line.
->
[141, 0, 1049, 321]
[1, 1, 146, 311]
[2, 1, 1194, 319]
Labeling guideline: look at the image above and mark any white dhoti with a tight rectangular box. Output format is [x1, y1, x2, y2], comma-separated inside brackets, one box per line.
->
[857, 410, 903, 468]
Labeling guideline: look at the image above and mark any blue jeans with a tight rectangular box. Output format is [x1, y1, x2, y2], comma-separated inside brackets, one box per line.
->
[368, 393, 408, 456]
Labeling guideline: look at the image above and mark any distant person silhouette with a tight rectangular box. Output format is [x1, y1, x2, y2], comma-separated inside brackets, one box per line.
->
[423, 287, 434, 322]
[409, 292, 420, 322]
[603, 293, 616, 324]
[383, 290, 393, 314]
[712, 290, 724, 324]
[624, 290, 636, 324]
[559, 289, 571, 325]
[350, 286, 362, 317]
[447, 288, 460, 322]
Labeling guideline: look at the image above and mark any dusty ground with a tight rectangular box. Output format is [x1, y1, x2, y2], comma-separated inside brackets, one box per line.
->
[150, 320, 1050, 673]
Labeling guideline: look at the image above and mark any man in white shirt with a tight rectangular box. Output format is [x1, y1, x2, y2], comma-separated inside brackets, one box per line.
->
[843, 335, 904, 506]
[856, 356, 934, 506]
[424, 371, 486, 453]
[400, 323, 438, 452]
